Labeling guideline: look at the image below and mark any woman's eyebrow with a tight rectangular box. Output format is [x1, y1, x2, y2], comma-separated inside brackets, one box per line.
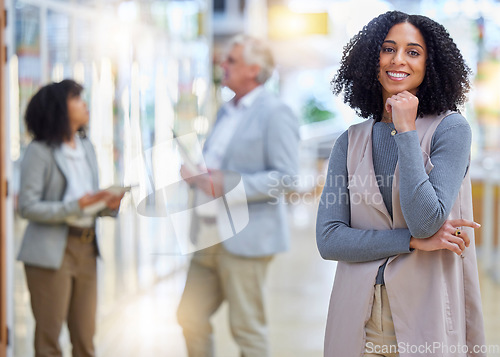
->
[408, 42, 424, 49]
[382, 40, 424, 49]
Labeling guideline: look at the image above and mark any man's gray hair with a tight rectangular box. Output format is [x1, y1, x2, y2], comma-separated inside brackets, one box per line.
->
[228, 35, 275, 84]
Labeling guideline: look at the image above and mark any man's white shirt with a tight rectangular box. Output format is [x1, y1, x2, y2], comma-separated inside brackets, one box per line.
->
[195, 86, 264, 217]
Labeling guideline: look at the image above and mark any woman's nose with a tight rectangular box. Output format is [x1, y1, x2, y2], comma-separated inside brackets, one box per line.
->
[391, 50, 405, 65]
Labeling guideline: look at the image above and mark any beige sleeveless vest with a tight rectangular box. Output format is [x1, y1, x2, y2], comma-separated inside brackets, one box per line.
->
[324, 112, 485, 357]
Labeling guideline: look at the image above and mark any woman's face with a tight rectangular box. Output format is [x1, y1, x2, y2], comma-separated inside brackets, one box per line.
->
[67, 94, 89, 131]
[378, 22, 427, 100]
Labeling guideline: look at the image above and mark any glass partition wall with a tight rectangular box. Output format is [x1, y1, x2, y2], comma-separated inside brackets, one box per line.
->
[10, 1, 213, 355]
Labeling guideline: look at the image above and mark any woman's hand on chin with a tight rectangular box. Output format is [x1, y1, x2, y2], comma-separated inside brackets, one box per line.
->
[385, 90, 419, 133]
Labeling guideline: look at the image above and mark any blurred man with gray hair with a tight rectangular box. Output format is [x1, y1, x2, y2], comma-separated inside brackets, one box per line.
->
[177, 35, 299, 356]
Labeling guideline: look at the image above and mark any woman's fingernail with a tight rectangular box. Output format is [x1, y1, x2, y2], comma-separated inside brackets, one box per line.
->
[476, 223, 481, 227]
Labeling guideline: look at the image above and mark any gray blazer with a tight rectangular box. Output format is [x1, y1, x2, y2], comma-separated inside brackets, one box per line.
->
[17, 138, 101, 269]
[191, 89, 299, 257]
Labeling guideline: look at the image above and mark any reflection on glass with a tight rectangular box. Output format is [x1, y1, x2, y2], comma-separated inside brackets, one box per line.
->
[16, 3, 41, 145]
[192, 77, 208, 109]
[90, 58, 115, 187]
[166, 1, 200, 40]
[9, 56, 20, 161]
[167, 57, 179, 104]
[12, 1, 211, 353]
[127, 62, 152, 203]
[154, 63, 174, 145]
[47, 10, 70, 80]
[51, 62, 64, 82]
[153, 62, 177, 211]
[117, 1, 139, 23]
[73, 61, 85, 84]
[122, 87, 132, 187]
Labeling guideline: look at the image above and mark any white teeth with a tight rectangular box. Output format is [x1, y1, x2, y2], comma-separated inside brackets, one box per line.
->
[388, 72, 409, 78]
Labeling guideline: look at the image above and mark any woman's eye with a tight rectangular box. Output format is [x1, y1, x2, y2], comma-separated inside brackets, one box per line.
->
[408, 50, 420, 56]
[382, 47, 395, 53]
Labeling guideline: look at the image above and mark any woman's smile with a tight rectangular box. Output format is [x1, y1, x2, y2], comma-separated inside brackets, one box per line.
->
[386, 71, 409, 80]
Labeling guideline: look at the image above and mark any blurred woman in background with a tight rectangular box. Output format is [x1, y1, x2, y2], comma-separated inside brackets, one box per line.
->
[17, 79, 123, 357]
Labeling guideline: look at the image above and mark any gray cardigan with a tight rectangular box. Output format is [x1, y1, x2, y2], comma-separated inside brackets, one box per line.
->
[316, 113, 472, 283]
[17, 138, 103, 269]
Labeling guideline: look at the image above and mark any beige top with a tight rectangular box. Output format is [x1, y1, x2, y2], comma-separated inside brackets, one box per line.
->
[324, 112, 485, 357]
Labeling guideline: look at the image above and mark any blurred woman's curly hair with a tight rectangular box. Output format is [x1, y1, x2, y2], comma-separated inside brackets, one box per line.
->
[331, 11, 471, 121]
[25, 79, 84, 146]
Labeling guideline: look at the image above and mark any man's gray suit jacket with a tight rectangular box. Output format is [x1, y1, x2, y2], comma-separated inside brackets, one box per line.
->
[191, 89, 300, 257]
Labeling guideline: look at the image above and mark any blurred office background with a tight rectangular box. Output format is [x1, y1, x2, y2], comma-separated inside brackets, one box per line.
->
[1, 0, 500, 356]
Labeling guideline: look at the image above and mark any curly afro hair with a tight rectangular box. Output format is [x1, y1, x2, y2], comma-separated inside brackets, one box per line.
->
[25, 79, 85, 146]
[331, 11, 471, 121]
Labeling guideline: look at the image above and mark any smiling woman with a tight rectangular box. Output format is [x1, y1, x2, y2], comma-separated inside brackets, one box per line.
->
[317, 10, 485, 357]
[331, 11, 470, 122]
